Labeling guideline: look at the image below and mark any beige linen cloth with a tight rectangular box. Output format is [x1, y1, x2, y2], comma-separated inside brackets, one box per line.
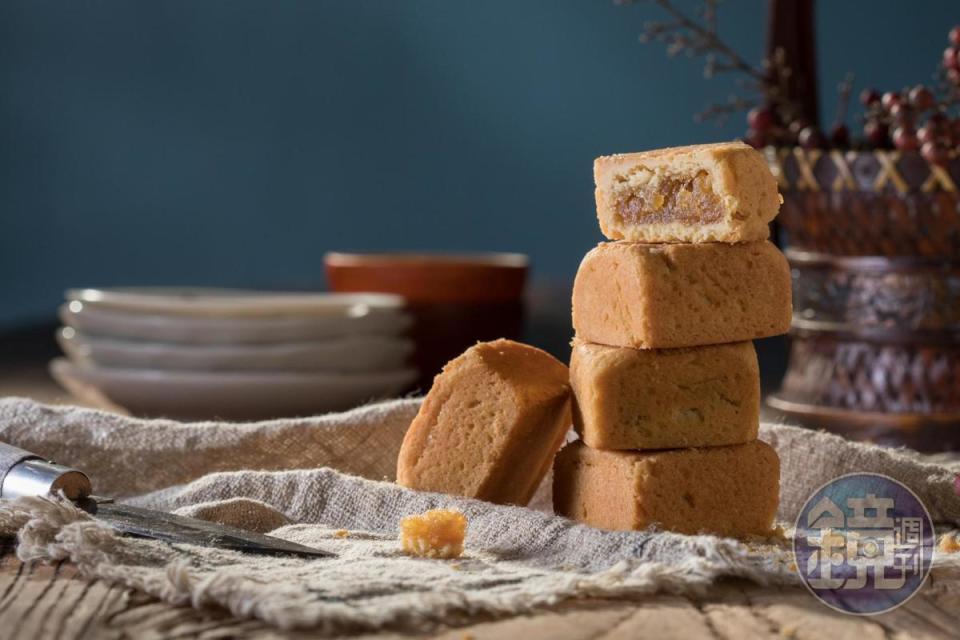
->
[0, 397, 959, 633]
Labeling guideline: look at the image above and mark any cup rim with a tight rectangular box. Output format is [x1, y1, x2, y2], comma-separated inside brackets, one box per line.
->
[324, 252, 529, 269]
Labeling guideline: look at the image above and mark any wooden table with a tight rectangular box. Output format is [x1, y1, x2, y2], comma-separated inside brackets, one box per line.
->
[2, 547, 958, 640]
[1, 330, 957, 639]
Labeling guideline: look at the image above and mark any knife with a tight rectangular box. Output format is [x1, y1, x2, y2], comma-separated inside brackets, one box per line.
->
[0, 442, 331, 558]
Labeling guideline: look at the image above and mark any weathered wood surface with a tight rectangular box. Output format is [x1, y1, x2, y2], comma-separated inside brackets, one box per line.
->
[1, 542, 957, 640]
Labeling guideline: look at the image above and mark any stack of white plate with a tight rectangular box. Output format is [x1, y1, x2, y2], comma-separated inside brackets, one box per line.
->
[51, 288, 417, 420]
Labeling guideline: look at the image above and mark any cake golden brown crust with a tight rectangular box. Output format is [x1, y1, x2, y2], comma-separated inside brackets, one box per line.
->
[553, 440, 780, 538]
[571, 240, 792, 349]
[396, 339, 571, 505]
[570, 340, 759, 450]
[594, 141, 780, 244]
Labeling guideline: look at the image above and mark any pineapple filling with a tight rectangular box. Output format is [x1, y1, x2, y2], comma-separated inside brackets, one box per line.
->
[614, 170, 724, 226]
[399, 509, 467, 559]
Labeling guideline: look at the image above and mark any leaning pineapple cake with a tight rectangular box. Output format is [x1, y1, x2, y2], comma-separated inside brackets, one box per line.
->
[396, 339, 571, 506]
[593, 141, 781, 244]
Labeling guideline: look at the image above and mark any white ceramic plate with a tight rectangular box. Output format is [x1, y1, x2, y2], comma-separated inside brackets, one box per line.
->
[59, 302, 412, 344]
[57, 328, 414, 373]
[50, 358, 417, 421]
[66, 288, 406, 318]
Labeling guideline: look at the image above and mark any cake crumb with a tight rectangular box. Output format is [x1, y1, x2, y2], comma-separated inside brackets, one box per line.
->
[333, 529, 349, 539]
[400, 509, 467, 559]
[938, 532, 960, 554]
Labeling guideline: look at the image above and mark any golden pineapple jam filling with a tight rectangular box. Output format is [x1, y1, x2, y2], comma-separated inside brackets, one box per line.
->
[614, 170, 724, 226]
[399, 509, 467, 559]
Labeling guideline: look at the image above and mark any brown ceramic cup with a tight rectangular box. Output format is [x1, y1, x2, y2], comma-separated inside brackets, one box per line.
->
[324, 252, 529, 390]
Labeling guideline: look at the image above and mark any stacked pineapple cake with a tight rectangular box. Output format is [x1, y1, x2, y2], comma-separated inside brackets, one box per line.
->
[553, 141, 791, 538]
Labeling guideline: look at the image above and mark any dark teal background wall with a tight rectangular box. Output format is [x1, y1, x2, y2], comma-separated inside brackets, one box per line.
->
[1, 1, 955, 327]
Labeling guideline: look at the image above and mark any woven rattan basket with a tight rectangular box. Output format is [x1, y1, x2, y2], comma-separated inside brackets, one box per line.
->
[766, 147, 960, 451]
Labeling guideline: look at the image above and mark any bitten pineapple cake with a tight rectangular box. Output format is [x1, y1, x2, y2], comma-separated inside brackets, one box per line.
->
[396, 339, 571, 506]
[572, 240, 791, 349]
[593, 141, 781, 244]
[553, 440, 780, 538]
[570, 340, 759, 450]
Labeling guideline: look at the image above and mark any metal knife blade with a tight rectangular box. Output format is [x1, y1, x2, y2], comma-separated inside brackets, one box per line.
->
[0, 441, 332, 559]
[79, 498, 332, 558]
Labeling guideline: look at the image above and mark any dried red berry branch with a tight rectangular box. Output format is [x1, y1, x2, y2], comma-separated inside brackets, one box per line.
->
[621, 0, 960, 157]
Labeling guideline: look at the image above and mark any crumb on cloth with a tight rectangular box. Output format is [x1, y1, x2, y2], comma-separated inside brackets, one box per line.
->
[399, 509, 467, 559]
[938, 532, 960, 554]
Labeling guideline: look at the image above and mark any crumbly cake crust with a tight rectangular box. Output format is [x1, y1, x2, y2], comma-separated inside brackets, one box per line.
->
[594, 141, 781, 244]
[570, 340, 759, 450]
[396, 339, 571, 505]
[572, 240, 792, 349]
[553, 440, 780, 538]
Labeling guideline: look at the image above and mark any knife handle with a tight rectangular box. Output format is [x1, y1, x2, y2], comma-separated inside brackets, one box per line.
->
[0, 442, 92, 501]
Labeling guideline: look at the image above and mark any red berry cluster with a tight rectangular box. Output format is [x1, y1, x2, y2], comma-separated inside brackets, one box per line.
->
[859, 85, 953, 164]
[745, 25, 960, 164]
[744, 106, 832, 150]
[944, 26, 960, 83]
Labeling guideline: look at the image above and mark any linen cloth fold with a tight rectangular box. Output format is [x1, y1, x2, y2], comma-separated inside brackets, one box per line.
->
[0, 397, 957, 633]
